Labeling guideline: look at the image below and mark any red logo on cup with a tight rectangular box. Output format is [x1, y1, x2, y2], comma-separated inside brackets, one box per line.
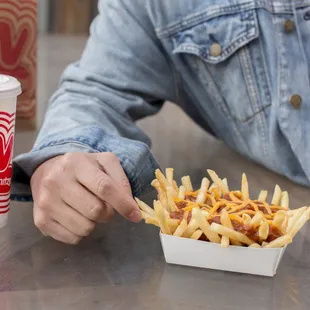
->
[0, 111, 15, 212]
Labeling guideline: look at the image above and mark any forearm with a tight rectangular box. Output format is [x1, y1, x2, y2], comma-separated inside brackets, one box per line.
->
[12, 0, 178, 198]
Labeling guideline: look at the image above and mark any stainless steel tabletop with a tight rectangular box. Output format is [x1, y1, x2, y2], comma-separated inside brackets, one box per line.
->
[1, 36, 310, 310]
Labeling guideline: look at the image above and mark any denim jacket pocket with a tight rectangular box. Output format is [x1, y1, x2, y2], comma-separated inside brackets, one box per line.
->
[170, 7, 270, 124]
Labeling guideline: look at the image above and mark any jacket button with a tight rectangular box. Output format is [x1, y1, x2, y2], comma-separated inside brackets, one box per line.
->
[304, 11, 310, 20]
[284, 20, 295, 33]
[290, 94, 302, 109]
[210, 43, 222, 57]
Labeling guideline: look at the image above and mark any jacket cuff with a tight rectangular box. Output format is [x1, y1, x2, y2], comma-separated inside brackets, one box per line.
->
[12, 134, 159, 200]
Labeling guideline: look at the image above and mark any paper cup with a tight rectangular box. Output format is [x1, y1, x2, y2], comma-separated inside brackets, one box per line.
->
[0, 75, 21, 228]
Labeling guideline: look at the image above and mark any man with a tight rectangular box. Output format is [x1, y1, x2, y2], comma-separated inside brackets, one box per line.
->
[13, 0, 310, 244]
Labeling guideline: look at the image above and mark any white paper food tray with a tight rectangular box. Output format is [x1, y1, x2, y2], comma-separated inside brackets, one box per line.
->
[160, 233, 287, 277]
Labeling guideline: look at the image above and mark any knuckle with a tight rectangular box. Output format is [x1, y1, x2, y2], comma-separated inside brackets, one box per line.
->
[34, 213, 48, 230]
[42, 172, 57, 188]
[96, 177, 112, 197]
[36, 192, 51, 210]
[88, 202, 103, 220]
[60, 153, 75, 171]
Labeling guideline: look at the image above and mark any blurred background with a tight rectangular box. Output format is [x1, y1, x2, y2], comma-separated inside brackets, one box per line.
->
[38, 0, 98, 35]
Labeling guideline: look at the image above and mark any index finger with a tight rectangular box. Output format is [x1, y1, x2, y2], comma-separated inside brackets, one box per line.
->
[75, 157, 141, 222]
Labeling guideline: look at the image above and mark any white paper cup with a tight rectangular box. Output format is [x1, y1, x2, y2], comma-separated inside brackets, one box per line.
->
[0, 75, 21, 228]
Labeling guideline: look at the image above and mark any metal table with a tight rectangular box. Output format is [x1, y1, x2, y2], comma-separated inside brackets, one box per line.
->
[1, 36, 309, 310]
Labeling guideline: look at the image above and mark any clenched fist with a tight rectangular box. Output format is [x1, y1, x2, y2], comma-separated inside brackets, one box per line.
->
[30, 152, 141, 244]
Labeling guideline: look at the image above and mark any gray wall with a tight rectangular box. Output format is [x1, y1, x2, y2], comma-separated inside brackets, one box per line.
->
[38, 0, 49, 34]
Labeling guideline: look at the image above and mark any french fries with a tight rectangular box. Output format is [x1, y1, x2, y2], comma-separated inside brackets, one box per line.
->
[192, 208, 221, 243]
[181, 176, 193, 192]
[210, 223, 254, 246]
[136, 168, 310, 249]
[196, 178, 210, 204]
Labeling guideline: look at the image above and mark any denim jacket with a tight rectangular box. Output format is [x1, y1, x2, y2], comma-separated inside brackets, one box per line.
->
[13, 0, 310, 199]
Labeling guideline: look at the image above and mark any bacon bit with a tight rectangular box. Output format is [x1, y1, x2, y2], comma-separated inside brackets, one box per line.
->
[170, 210, 184, 220]
[222, 193, 231, 201]
[184, 194, 197, 202]
[176, 201, 188, 209]
[208, 216, 221, 225]
[217, 205, 227, 213]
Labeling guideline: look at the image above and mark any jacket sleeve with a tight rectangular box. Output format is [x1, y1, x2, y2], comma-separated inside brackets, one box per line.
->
[12, 0, 178, 199]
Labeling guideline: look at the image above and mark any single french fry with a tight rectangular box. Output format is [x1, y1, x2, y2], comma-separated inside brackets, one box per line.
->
[280, 191, 289, 209]
[155, 169, 169, 190]
[207, 170, 229, 193]
[287, 207, 307, 232]
[271, 185, 282, 205]
[288, 208, 310, 238]
[242, 213, 252, 225]
[222, 178, 229, 191]
[262, 241, 268, 247]
[196, 177, 210, 204]
[154, 201, 171, 235]
[210, 223, 255, 246]
[241, 173, 249, 200]
[144, 214, 179, 232]
[192, 208, 221, 243]
[183, 211, 189, 222]
[151, 180, 170, 211]
[178, 185, 186, 200]
[167, 219, 180, 234]
[141, 210, 158, 225]
[221, 210, 242, 245]
[201, 210, 210, 218]
[258, 190, 268, 202]
[220, 210, 233, 228]
[184, 219, 199, 238]
[173, 181, 179, 194]
[151, 179, 160, 192]
[145, 217, 159, 227]
[190, 230, 203, 240]
[249, 243, 261, 248]
[272, 210, 286, 230]
[221, 236, 230, 248]
[181, 176, 193, 192]
[166, 168, 174, 186]
[165, 168, 178, 197]
[135, 198, 156, 216]
[166, 186, 179, 212]
[264, 235, 292, 248]
[258, 220, 269, 242]
[209, 183, 217, 191]
[250, 212, 264, 228]
[173, 219, 187, 237]
[281, 214, 289, 233]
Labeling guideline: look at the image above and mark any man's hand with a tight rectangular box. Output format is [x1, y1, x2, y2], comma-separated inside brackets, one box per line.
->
[30, 152, 141, 244]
